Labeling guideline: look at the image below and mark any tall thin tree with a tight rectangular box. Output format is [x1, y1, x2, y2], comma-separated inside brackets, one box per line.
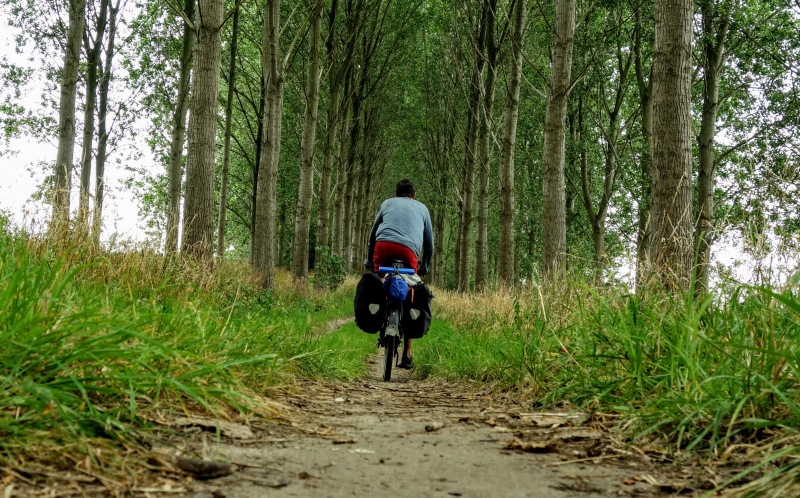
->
[78, 0, 109, 234]
[541, 0, 576, 280]
[650, 0, 694, 290]
[92, 0, 121, 242]
[292, 0, 325, 280]
[695, 0, 729, 294]
[181, 0, 224, 260]
[498, 0, 526, 288]
[252, 0, 285, 289]
[51, 0, 87, 232]
[475, 0, 498, 292]
[217, 6, 240, 261]
[166, 0, 195, 253]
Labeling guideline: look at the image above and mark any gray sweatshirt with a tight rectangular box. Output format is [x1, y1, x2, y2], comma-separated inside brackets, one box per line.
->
[367, 196, 434, 274]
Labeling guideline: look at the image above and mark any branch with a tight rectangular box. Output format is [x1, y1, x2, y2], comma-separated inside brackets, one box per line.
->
[162, 0, 195, 31]
[221, 0, 246, 27]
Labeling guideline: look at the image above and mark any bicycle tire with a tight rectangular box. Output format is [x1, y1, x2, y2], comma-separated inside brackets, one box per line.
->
[383, 335, 395, 382]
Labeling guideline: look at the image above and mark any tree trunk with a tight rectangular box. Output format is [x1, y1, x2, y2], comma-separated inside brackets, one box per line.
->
[342, 86, 363, 270]
[92, 0, 120, 242]
[167, 0, 195, 253]
[650, 0, 694, 291]
[432, 193, 446, 287]
[457, 3, 488, 293]
[633, 3, 653, 289]
[332, 65, 354, 258]
[541, 0, 575, 280]
[291, 0, 324, 280]
[498, 0, 526, 288]
[581, 38, 629, 284]
[695, 3, 729, 295]
[217, 7, 240, 261]
[51, 0, 86, 232]
[315, 0, 341, 266]
[252, 0, 284, 289]
[181, 0, 223, 261]
[249, 75, 266, 261]
[475, 0, 498, 292]
[78, 0, 108, 234]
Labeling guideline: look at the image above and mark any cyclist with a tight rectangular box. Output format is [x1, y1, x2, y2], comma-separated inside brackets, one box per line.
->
[366, 178, 434, 369]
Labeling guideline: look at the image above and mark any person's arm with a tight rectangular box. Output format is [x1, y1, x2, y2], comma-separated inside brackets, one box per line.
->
[420, 211, 434, 276]
[366, 208, 383, 268]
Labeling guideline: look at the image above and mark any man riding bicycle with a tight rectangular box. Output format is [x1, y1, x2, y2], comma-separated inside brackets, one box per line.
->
[366, 179, 434, 369]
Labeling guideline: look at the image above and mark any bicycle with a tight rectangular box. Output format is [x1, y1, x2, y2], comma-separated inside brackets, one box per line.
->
[377, 262, 416, 382]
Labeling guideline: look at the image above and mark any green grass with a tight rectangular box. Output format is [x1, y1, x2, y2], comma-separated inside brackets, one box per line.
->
[416, 282, 800, 493]
[2, 213, 798, 493]
[0, 223, 374, 474]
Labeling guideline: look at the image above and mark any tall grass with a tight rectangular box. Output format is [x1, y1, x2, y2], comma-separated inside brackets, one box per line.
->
[420, 278, 800, 485]
[0, 221, 373, 476]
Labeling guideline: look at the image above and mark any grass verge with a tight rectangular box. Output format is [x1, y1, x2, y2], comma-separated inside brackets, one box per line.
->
[0, 222, 373, 482]
[417, 280, 800, 495]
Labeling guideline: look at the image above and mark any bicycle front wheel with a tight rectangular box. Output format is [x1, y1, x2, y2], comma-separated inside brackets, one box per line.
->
[383, 335, 395, 382]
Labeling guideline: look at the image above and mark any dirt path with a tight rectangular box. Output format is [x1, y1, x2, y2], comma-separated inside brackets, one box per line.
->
[174, 353, 715, 498]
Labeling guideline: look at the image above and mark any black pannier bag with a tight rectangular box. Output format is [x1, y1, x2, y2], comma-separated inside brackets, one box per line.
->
[402, 282, 433, 339]
[354, 272, 386, 333]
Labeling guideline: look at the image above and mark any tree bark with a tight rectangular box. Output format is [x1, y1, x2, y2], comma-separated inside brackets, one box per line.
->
[475, 0, 498, 292]
[650, 0, 694, 291]
[457, 2, 488, 293]
[292, 0, 324, 280]
[181, 0, 223, 261]
[314, 0, 342, 266]
[541, 0, 575, 280]
[332, 65, 354, 258]
[695, 2, 729, 295]
[78, 0, 108, 234]
[498, 0, 526, 288]
[633, 2, 653, 289]
[252, 0, 284, 289]
[92, 0, 120, 242]
[217, 6, 240, 261]
[51, 0, 86, 232]
[167, 0, 195, 253]
[249, 76, 266, 261]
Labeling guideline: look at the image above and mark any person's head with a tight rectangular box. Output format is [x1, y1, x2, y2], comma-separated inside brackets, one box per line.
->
[395, 179, 416, 199]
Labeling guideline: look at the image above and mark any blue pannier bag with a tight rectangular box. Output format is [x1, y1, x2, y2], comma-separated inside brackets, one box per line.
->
[384, 275, 409, 302]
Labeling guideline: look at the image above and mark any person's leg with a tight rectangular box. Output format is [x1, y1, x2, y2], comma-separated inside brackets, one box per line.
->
[403, 338, 412, 359]
[400, 338, 414, 368]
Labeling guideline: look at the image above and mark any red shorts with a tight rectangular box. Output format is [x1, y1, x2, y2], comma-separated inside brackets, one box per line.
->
[373, 241, 418, 273]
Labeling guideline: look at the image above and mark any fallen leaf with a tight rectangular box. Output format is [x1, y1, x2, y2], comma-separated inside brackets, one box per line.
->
[507, 438, 559, 453]
[349, 448, 375, 454]
[148, 453, 236, 480]
[425, 422, 445, 432]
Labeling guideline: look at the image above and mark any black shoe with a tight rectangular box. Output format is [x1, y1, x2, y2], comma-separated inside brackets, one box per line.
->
[399, 356, 414, 369]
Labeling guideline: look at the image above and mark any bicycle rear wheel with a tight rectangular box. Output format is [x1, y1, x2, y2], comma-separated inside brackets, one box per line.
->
[382, 335, 395, 381]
